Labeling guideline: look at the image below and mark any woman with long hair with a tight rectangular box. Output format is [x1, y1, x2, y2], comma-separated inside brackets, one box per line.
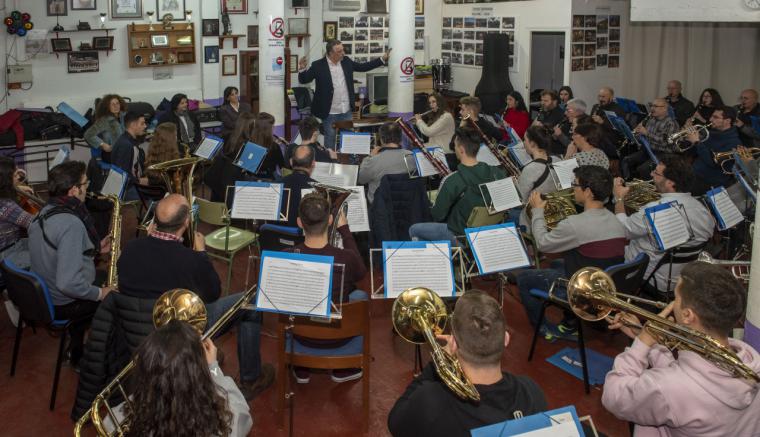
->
[218, 86, 252, 141]
[253, 112, 289, 179]
[501, 91, 530, 139]
[145, 123, 181, 186]
[0, 157, 34, 269]
[84, 94, 127, 162]
[205, 113, 257, 201]
[691, 88, 724, 126]
[121, 320, 252, 437]
[414, 92, 456, 153]
[558, 86, 574, 109]
[565, 123, 609, 169]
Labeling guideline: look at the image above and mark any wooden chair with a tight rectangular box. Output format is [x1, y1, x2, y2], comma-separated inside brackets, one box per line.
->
[275, 300, 371, 431]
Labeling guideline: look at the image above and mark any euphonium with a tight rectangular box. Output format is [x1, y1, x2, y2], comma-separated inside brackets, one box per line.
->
[525, 188, 577, 230]
[309, 182, 355, 247]
[146, 157, 203, 246]
[713, 147, 760, 175]
[558, 267, 760, 384]
[104, 195, 122, 288]
[623, 179, 661, 213]
[392, 287, 480, 402]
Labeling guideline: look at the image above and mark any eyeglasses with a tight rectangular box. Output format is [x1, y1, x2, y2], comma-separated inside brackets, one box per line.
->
[652, 104, 667, 108]
[570, 182, 585, 189]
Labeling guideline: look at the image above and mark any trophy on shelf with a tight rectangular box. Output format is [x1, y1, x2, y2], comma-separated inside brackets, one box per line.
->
[146, 10, 154, 30]
[222, 8, 231, 35]
[185, 10, 192, 30]
[162, 13, 174, 30]
[99, 12, 106, 29]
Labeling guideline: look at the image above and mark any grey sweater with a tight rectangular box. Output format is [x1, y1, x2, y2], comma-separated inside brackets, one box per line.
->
[531, 207, 626, 254]
[29, 204, 100, 306]
[358, 147, 412, 203]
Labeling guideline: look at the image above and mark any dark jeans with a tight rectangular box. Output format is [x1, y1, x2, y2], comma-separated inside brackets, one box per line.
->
[54, 300, 100, 363]
[205, 293, 263, 383]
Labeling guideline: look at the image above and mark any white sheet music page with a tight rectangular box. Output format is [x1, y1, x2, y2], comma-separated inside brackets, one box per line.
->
[414, 147, 449, 177]
[51, 145, 70, 167]
[466, 224, 530, 274]
[100, 168, 126, 198]
[312, 162, 331, 176]
[311, 173, 349, 186]
[256, 252, 333, 317]
[483, 177, 521, 212]
[709, 187, 743, 230]
[344, 186, 370, 232]
[332, 163, 359, 185]
[194, 136, 222, 160]
[552, 158, 579, 189]
[476, 145, 501, 167]
[508, 145, 532, 167]
[230, 181, 283, 220]
[339, 132, 372, 155]
[511, 421, 580, 437]
[383, 242, 454, 298]
[645, 202, 690, 251]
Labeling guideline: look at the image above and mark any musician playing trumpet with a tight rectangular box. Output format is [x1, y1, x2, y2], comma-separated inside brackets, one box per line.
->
[413, 92, 455, 153]
[686, 106, 742, 196]
[603, 262, 760, 437]
[622, 98, 679, 180]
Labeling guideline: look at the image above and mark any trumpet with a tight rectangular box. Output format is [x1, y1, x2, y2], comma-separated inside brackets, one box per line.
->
[697, 252, 750, 285]
[713, 147, 760, 174]
[669, 122, 712, 152]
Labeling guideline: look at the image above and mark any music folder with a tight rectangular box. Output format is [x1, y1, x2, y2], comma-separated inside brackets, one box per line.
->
[194, 134, 224, 160]
[465, 222, 531, 274]
[230, 181, 284, 221]
[508, 144, 532, 168]
[476, 144, 501, 167]
[234, 141, 268, 174]
[478, 177, 521, 213]
[255, 251, 333, 317]
[644, 201, 690, 251]
[100, 166, 128, 199]
[56, 102, 89, 128]
[706, 186, 744, 230]
[470, 405, 584, 437]
[339, 132, 372, 155]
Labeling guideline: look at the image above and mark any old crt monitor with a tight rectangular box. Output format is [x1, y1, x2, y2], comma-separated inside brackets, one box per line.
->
[367, 72, 388, 104]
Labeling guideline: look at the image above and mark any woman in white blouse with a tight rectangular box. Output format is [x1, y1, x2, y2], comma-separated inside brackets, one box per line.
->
[564, 123, 609, 169]
[413, 92, 456, 153]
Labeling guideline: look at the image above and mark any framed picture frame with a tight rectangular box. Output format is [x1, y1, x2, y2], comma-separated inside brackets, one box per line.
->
[177, 52, 194, 63]
[71, 0, 97, 11]
[92, 36, 114, 50]
[247, 25, 258, 47]
[47, 0, 67, 16]
[68, 51, 99, 73]
[289, 55, 298, 73]
[51, 38, 72, 52]
[323, 21, 337, 41]
[415, 0, 424, 14]
[111, 0, 142, 19]
[288, 18, 308, 35]
[151, 34, 169, 47]
[204, 46, 219, 63]
[222, 54, 237, 76]
[156, 0, 186, 21]
[176, 35, 193, 45]
[202, 19, 220, 36]
[221, 0, 247, 14]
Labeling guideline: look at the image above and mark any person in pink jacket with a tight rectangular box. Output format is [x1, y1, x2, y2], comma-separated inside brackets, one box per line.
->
[602, 261, 760, 437]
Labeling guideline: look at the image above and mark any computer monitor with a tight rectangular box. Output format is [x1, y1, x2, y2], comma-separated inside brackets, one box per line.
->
[367, 72, 388, 104]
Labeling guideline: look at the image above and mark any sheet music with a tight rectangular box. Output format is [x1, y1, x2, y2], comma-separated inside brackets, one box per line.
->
[476, 145, 500, 167]
[51, 145, 70, 167]
[230, 181, 283, 220]
[256, 251, 333, 317]
[194, 135, 223, 160]
[482, 177, 521, 212]
[311, 162, 358, 186]
[344, 186, 370, 232]
[707, 187, 744, 230]
[414, 147, 449, 177]
[645, 202, 690, 250]
[339, 132, 372, 155]
[552, 158, 578, 189]
[100, 167, 127, 198]
[508, 145, 532, 167]
[505, 127, 523, 147]
[466, 224, 530, 274]
[383, 242, 454, 298]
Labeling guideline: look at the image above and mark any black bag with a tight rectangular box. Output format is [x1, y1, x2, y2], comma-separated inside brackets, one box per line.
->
[20, 109, 79, 141]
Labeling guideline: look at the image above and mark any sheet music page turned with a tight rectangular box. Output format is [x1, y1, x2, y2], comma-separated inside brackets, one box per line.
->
[645, 203, 690, 250]
[344, 186, 370, 232]
[552, 158, 578, 189]
[383, 242, 454, 298]
[256, 252, 333, 317]
[483, 177, 521, 212]
[709, 187, 743, 230]
[230, 181, 283, 220]
[339, 132, 372, 155]
[466, 224, 530, 274]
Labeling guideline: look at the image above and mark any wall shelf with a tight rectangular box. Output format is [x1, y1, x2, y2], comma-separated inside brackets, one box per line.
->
[127, 23, 195, 68]
[219, 34, 245, 49]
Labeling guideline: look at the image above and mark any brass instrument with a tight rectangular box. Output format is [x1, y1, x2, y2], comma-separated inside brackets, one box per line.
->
[104, 195, 122, 288]
[395, 116, 451, 177]
[309, 182, 354, 247]
[146, 157, 203, 247]
[669, 122, 713, 152]
[623, 179, 661, 213]
[525, 188, 578, 231]
[462, 114, 521, 178]
[557, 267, 760, 383]
[714, 147, 760, 175]
[74, 285, 257, 436]
[697, 252, 750, 285]
[392, 287, 480, 402]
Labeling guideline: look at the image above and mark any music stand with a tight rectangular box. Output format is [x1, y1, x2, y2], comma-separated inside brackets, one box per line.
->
[225, 183, 292, 223]
[368, 244, 466, 298]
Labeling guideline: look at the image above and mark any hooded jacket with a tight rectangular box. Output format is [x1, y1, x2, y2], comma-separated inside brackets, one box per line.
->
[602, 337, 760, 437]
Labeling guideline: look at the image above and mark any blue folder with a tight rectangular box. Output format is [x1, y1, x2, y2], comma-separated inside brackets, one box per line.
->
[57, 102, 89, 128]
[470, 405, 585, 436]
[236, 141, 268, 173]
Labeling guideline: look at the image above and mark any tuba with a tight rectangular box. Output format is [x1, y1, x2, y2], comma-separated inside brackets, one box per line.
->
[104, 195, 122, 288]
[392, 287, 480, 402]
[558, 267, 760, 384]
[309, 182, 355, 247]
[623, 179, 661, 213]
[74, 285, 257, 436]
[525, 188, 578, 230]
[146, 157, 203, 246]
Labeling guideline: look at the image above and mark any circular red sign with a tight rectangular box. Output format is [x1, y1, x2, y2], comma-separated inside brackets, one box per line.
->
[276, 56, 283, 65]
[269, 17, 284, 38]
[400, 57, 415, 75]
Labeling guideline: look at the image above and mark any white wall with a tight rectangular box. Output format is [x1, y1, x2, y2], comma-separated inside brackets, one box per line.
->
[631, 0, 760, 22]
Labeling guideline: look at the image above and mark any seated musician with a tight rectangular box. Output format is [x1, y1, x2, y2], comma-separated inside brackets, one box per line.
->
[285, 116, 337, 164]
[590, 86, 625, 160]
[253, 112, 289, 180]
[532, 90, 565, 155]
[0, 157, 36, 270]
[684, 105, 742, 196]
[613, 156, 715, 300]
[158, 93, 202, 147]
[517, 166, 626, 339]
[28, 161, 115, 368]
[218, 86, 252, 141]
[414, 92, 456, 151]
[144, 122, 180, 186]
[515, 126, 559, 227]
[500, 91, 530, 139]
[288, 193, 368, 383]
[408, 127, 507, 245]
[387, 291, 547, 437]
[552, 98, 592, 149]
[111, 320, 252, 436]
[735, 88, 760, 147]
[603, 261, 760, 436]
[83, 94, 126, 162]
[206, 113, 256, 202]
[280, 144, 317, 227]
[564, 123, 610, 169]
[559, 85, 574, 110]
[111, 111, 148, 201]
[664, 80, 696, 127]
[459, 96, 502, 143]
[622, 98, 680, 180]
[357, 122, 412, 204]
[113, 193, 273, 400]
[690, 88, 724, 126]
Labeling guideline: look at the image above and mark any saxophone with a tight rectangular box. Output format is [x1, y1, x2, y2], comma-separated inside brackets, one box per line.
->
[104, 195, 121, 288]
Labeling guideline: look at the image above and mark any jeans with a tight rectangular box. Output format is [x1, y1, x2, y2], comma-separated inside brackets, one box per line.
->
[516, 264, 566, 328]
[54, 300, 101, 363]
[409, 222, 458, 246]
[206, 292, 263, 383]
[321, 111, 353, 151]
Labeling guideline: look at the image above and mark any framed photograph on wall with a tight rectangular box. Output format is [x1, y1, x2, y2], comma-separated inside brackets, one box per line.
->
[92, 36, 114, 50]
[415, 0, 424, 14]
[68, 51, 99, 73]
[289, 55, 298, 73]
[157, 0, 186, 21]
[47, 0, 67, 16]
[221, 0, 247, 14]
[51, 38, 73, 52]
[222, 54, 237, 76]
[202, 19, 220, 36]
[323, 21, 337, 40]
[151, 34, 169, 47]
[247, 25, 258, 47]
[111, 0, 142, 19]
[204, 46, 219, 63]
[72, 0, 97, 11]
[288, 18, 308, 35]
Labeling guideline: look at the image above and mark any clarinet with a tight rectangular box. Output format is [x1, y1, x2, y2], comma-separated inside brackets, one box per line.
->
[463, 114, 521, 178]
[395, 117, 451, 176]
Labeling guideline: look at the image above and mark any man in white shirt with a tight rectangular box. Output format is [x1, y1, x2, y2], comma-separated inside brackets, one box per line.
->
[298, 39, 390, 151]
[613, 155, 715, 298]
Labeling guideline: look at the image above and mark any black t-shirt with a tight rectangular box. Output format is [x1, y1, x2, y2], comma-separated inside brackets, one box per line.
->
[388, 363, 547, 437]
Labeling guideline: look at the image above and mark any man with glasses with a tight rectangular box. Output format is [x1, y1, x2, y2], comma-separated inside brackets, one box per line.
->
[684, 106, 742, 195]
[665, 80, 695, 127]
[622, 98, 680, 179]
[589, 86, 626, 160]
[735, 89, 760, 147]
[28, 161, 115, 368]
[613, 156, 715, 300]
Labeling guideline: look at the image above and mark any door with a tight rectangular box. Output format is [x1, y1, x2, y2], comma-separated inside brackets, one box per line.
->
[529, 32, 565, 101]
[239, 51, 260, 114]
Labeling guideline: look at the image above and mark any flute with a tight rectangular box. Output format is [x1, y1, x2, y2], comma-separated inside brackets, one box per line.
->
[409, 109, 434, 122]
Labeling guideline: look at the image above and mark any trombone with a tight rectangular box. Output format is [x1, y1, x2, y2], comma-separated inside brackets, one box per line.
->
[697, 252, 750, 285]
[669, 122, 712, 152]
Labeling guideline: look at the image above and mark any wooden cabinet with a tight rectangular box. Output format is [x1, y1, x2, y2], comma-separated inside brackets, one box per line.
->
[239, 51, 260, 114]
[126, 23, 195, 68]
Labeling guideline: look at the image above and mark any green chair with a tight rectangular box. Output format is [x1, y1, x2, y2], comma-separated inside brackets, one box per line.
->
[196, 198, 258, 294]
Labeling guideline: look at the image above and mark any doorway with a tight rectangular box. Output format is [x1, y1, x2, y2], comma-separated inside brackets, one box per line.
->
[529, 32, 565, 104]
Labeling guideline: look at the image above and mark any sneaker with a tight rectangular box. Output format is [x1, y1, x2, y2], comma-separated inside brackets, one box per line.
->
[293, 366, 311, 384]
[544, 322, 578, 342]
[330, 368, 363, 383]
[238, 363, 275, 401]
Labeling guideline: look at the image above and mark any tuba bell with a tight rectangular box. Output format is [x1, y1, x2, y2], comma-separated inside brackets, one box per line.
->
[392, 287, 480, 402]
[309, 182, 355, 247]
[146, 156, 203, 246]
